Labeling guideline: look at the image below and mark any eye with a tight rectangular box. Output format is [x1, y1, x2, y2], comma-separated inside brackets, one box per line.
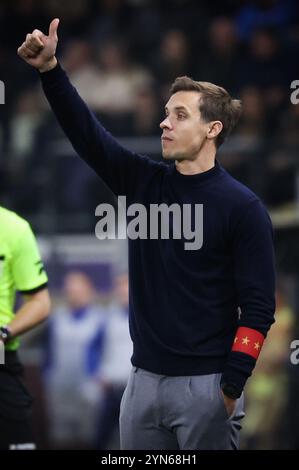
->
[177, 113, 186, 120]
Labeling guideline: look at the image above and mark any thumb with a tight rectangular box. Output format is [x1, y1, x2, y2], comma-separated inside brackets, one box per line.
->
[48, 18, 59, 40]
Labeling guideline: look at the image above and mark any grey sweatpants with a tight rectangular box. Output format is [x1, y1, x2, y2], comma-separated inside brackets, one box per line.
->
[119, 367, 245, 450]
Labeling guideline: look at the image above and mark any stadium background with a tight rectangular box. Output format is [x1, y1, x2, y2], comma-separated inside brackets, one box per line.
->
[1, 0, 299, 449]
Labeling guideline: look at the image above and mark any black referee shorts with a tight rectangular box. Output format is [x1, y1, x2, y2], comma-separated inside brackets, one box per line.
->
[0, 351, 35, 450]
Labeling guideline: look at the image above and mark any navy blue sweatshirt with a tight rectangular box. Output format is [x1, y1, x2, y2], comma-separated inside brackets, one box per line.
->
[40, 63, 275, 394]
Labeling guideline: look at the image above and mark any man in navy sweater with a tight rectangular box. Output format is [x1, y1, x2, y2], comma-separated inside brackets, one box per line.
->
[18, 19, 275, 450]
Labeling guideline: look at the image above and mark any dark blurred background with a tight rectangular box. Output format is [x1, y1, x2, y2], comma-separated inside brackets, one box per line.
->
[1, 0, 299, 450]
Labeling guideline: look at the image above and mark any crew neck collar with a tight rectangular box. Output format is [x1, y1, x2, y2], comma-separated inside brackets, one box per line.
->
[171, 159, 223, 184]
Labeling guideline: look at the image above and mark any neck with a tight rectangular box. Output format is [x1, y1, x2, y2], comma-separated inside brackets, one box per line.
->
[175, 143, 217, 175]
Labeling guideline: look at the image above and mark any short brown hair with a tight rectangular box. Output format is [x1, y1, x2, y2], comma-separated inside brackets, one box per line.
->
[170, 76, 242, 148]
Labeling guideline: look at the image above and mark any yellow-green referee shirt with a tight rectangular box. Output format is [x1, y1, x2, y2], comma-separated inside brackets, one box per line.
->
[0, 206, 48, 350]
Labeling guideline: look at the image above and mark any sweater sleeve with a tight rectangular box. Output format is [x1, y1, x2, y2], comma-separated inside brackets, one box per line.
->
[221, 199, 276, 395]
[39, 62, 156, 198]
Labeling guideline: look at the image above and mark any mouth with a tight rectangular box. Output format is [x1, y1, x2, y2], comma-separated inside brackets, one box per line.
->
[161, 136, 173, 142]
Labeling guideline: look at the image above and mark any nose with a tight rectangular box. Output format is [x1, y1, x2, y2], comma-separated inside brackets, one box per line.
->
[160, 116, 172, 130]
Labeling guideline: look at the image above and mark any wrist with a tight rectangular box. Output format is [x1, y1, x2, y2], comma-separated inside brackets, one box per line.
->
[221, 382, 241, 400]
[38, 57, 57, 73]
[0, 326, 12, 344]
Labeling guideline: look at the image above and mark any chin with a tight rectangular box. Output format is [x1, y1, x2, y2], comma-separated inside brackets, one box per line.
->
[162, 150, 177, 160]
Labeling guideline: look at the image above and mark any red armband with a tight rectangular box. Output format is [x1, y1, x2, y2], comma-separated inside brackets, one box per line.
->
[232, 327, 265, 359]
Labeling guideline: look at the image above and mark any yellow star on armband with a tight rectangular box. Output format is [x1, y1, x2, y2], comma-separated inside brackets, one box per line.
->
[254, 342, 260, 350]
[242, 336, 250, 345]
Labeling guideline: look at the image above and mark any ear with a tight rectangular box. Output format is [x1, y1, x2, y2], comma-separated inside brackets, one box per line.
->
[207, 121, 223, 140]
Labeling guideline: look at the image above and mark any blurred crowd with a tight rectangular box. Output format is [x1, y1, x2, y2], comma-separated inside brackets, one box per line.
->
[23, 268, 132, 450]
[1, 0, 299, 450]
[0, 0, 299, 226]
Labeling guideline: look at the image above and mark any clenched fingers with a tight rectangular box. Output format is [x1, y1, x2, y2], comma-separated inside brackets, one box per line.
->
[17, 42, 37, 59]
[25, 33, 44, 53]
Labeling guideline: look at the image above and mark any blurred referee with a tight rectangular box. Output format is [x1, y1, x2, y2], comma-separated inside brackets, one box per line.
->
[0, 206, 50, 450]
[17, 20, 275, 450]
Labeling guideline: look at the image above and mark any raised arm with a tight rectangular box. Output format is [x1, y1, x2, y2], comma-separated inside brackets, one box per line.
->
[17, 19, 155, 197]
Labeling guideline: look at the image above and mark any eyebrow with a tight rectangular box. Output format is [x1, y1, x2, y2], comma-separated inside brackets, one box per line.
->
[165, 105, 189, 113]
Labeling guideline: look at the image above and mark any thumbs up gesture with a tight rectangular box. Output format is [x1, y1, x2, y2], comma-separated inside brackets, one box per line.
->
[17, 18, 60, 72]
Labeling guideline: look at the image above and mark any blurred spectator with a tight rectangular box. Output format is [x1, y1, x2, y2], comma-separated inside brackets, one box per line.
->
[127, 2, 163, 62]
[235, 0, 297, 41]
[263, 102, 299, 205]
[43, 271, 107, 449]
[95, 272, 132, 450]
[236, 28, 292, 98]
[90, 0, 135, 45]
[61, 39, 102, 109]
[89, 38, 152, 114]
[157, 0, 209, 45]
[241, 285, 295, 449]
[238, 86, 267, 140]
[220, 86, 267, 195]
[10, 90, 45, 162]
[197, 17, 241, 92]
[151, 29, 192, 96]
[133, 86, 161, 136]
